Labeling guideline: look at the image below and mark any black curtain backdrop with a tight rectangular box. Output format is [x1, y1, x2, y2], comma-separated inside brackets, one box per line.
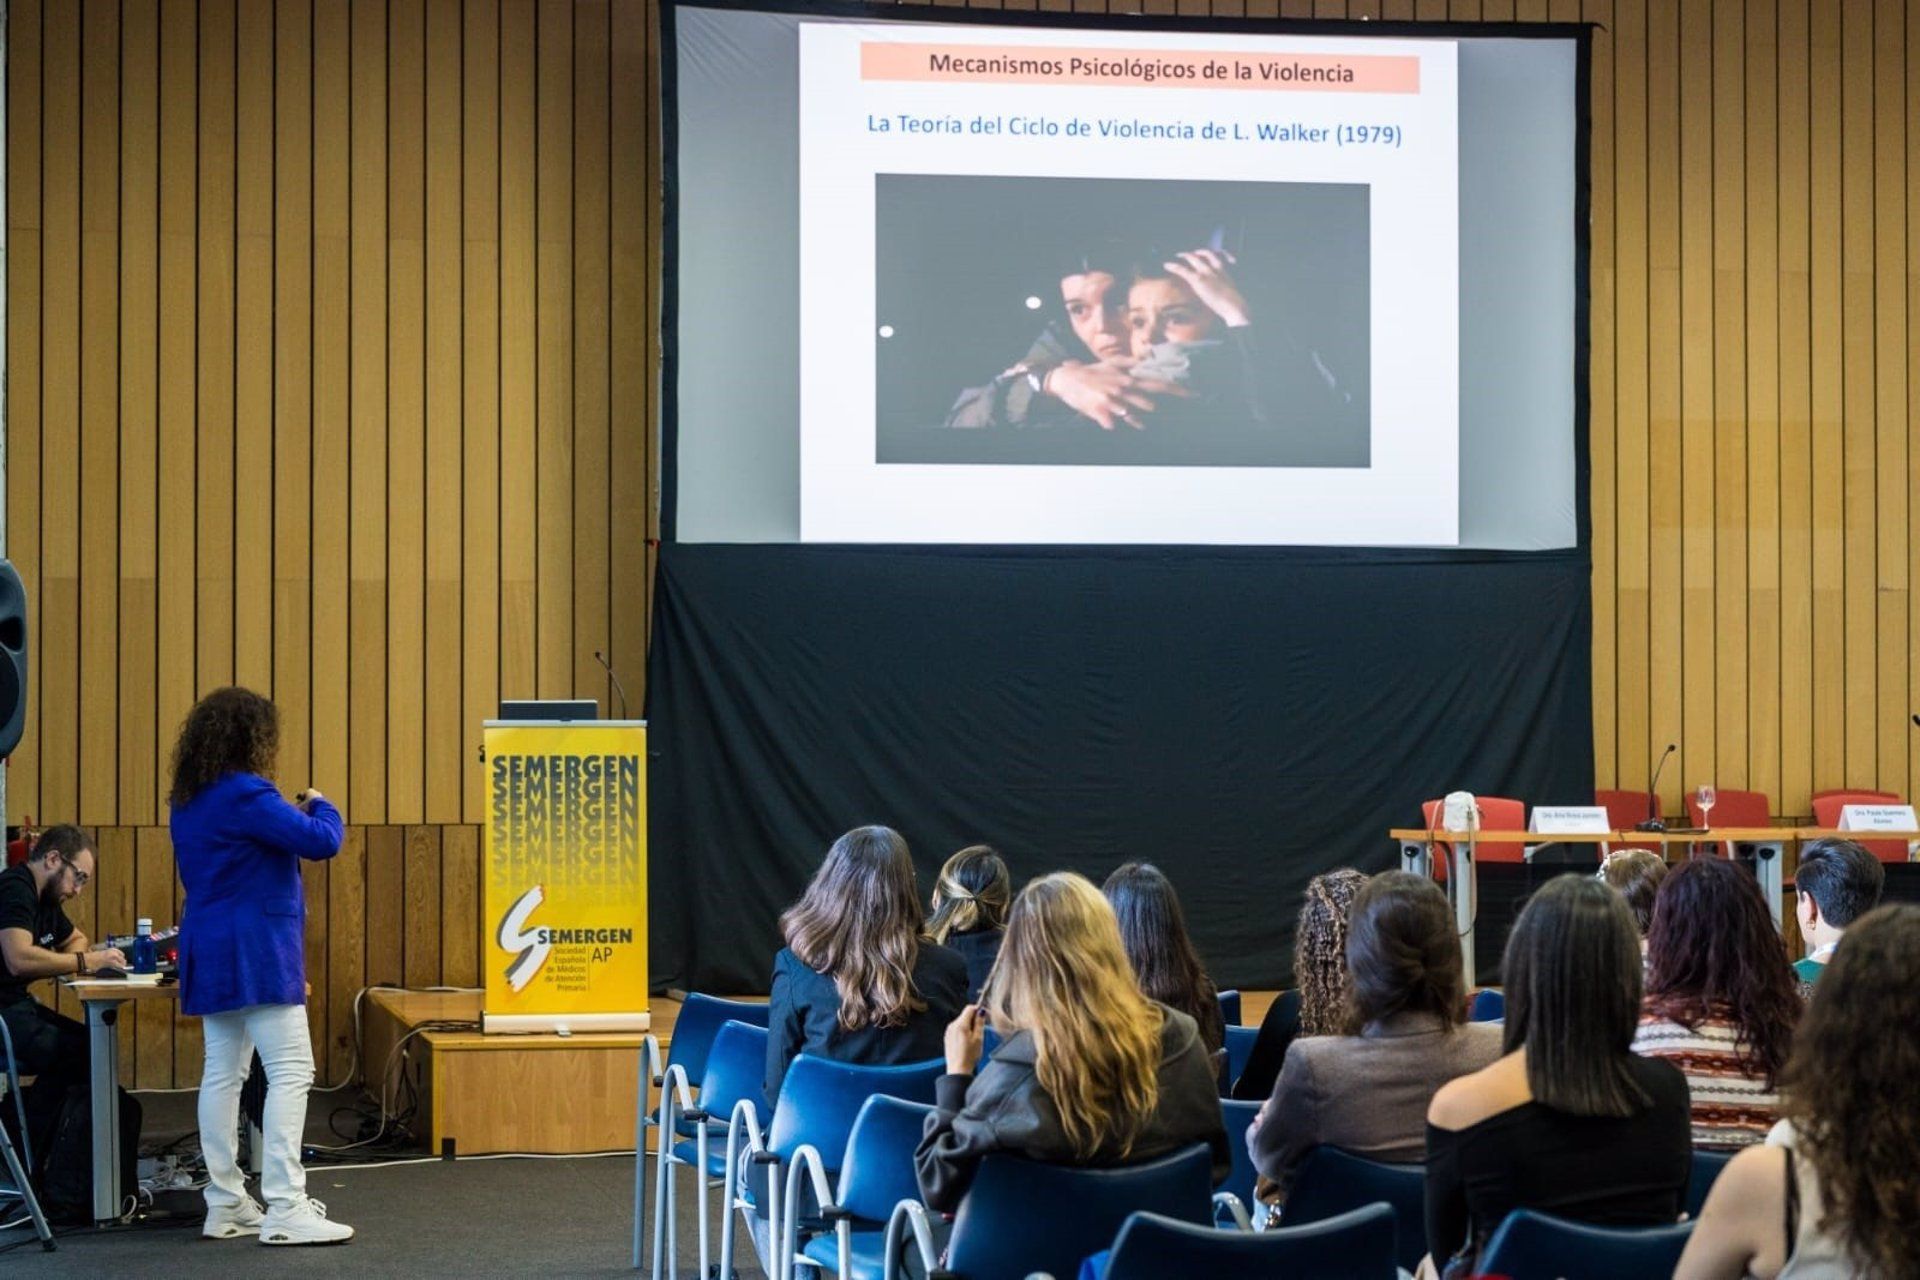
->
[646, 544, 1594, 994]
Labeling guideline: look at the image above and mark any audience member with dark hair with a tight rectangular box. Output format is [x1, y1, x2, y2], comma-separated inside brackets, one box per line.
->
[767, 826, 969, 1105]
[1231, 868, 1367, 1101]
[1423, 876, 1691, 1277]
[926, 844, 1011, 1001]
[1789, 837, 1883, 988]
[916, 872, 1230, 1212]
[1676, 903, 1920, 1280]
[1596, 848, 1668, 941]
[1247, 872, 1500, 1195]
[1102, 862, 1226, 1061]
[1634, 857, 1802, 1148]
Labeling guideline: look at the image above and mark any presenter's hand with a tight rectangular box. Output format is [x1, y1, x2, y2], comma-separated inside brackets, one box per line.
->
[944, 1004, 986, 1076]
[1044, 361, 1187, 431]
[1166, 249, 1251, 329]
[89, 947, 128, 971]
[294, 788, 326, 812]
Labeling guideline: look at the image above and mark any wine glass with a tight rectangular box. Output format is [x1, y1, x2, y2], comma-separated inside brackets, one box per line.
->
[1696, 784, 1717, 830]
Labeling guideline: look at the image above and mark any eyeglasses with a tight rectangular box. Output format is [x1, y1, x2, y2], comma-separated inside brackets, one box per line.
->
[58, 856, 90, 889]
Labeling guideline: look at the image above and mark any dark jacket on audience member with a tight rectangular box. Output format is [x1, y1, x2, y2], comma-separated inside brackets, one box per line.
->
[943, 927, 1005, 1002]
[764, 942, 969, 1106]
[913, 1004, 1232, 1213]
[1249, 1012, 1503, 1191]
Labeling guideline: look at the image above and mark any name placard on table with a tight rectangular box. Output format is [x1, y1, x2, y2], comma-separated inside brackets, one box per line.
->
[1838, 804, 1920, 833]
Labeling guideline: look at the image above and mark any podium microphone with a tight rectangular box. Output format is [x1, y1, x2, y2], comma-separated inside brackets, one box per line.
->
[1637, 743, 1677, 832]
[593, 650, 631, 721]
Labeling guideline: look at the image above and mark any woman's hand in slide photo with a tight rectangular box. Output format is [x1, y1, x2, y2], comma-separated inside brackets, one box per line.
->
[1044, 360, 1189, 431]
[1165, 248, 1252, 329]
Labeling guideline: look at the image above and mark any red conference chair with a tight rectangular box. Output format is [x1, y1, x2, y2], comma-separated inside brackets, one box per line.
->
[1594, 789, 1663, 855]
[1809, 791, 1913, 864]
[1810, 788, 1897, 803]
[1419, 797, 1528, 879]
[1684, 788, 1771, 859]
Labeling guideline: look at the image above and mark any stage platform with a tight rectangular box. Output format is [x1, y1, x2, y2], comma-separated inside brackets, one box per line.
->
[361, 989, 1285, 1156]
[362, 989, 665, 1156]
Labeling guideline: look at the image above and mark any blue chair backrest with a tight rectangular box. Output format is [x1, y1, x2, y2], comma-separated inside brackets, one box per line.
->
[1216, 1098, 1262, 1211]
[1685, 1148, 1733, 1220]
[697, 1020, 772, 1118]
[943, 1143, 1214, 1280]
[832, 1095, 936, 1223]
[670, 994, 772, 1084]
[765, 1055, 944, 1169]
[981, 1025, 1002, 1062]
[1223, 1026, 1258, 1093]
[1479, 1208, 1694, 1280]
[1216, 989, 1242, 1027]
[1105, 1204, 1398, 1280]
[1282, 1145, 1426, 1274]
[1469, 989, 1505, 1022]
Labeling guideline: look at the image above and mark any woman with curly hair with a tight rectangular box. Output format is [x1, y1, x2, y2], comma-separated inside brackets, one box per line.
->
[1231, 868, 1367, 1100]
[1676, 903, 1920, 1280]
[169, 687, 350, 1245]
[1633, 857, 1802, 1148]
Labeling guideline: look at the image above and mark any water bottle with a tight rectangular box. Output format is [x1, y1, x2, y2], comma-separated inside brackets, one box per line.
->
[133, 917, 157, 975]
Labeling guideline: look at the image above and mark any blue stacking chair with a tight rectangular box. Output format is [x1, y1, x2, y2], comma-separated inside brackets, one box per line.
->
[1280, 1146, 1426, 1274]
[781, 1095, 934, 1280]
[1099, 1204, 1397, 1280]
[1213, 1098, 1264, 1229]
[722, 1055, 944, 1280]
[884, 1143, 1214, 1280]
[0, 1019, 54, 1250]
[1216, 989, 1242, 1027]
[644, 1018, 770, 1278]
[635, 996, 771, 1271]
[1478, 1208, 1694, 1280]
[1469, 988, 1505, 1022]
[1222, 1025, 1258, 1096]
[1686, 1149, 1733, 1220]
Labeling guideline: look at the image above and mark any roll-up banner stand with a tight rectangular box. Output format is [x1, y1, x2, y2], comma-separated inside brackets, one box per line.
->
[482, 720, 649, 1034]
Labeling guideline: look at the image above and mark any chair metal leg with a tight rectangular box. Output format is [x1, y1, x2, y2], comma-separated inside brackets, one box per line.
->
[652, 1103, 673, 1278]
[696, 1125, 711, 1279]
[633, 1114, 650, 1269]
[0, 1118, 54, 1250]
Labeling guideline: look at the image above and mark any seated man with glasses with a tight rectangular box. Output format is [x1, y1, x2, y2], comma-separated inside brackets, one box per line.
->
[0, 824, 127, 1092]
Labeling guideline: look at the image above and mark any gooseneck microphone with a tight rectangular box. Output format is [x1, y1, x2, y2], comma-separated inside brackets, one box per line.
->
[1637, 743, 1678, 832]
[593, 650, 631, 721]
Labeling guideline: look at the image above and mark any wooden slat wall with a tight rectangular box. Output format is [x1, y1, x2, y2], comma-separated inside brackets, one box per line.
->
[5, 0, 658, 1085]
[7, 0, 1918, 1083]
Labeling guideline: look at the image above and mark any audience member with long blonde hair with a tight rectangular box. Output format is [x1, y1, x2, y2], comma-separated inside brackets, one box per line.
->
[914, 872, 1229, 1212]
[766, 826, 969, 1104]
[926, 844, 1011, 1000]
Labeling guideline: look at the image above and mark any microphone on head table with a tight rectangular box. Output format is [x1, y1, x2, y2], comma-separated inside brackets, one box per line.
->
[1637, 743, 1678, 832]
[593, 650, 631, 721]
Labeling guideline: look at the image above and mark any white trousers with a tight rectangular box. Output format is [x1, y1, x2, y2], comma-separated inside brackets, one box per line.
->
[199, 1003, 314, 1212]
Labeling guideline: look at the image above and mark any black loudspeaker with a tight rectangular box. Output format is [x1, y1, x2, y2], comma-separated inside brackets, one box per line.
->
[0, 560, 27, 759]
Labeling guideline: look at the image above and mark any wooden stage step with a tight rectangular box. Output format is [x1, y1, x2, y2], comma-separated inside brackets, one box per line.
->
[360, 988, 1280, 1156]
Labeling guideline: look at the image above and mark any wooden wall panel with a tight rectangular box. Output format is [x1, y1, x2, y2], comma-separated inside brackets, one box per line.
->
[11, 0, 1920, 1085]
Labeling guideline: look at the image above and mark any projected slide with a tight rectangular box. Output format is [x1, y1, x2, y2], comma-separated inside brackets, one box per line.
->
[798, 26, 1458, 545]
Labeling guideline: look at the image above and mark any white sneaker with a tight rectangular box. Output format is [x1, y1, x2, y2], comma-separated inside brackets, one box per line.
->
[259, 1196, 355, 1245]
[202, 1195, 266, 1239]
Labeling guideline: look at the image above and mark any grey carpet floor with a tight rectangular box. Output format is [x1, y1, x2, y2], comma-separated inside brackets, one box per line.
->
[1, 1087, 771, 1278]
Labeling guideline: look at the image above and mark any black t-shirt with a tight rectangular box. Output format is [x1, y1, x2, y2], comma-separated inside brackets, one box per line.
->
[0, 861, 75, 1007]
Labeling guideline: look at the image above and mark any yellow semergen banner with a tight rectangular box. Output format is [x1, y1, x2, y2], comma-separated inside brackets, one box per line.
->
[482, 722, 649, 1033]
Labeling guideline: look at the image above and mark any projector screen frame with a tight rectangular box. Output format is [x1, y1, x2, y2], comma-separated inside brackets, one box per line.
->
[656, 0, 1595, 557]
